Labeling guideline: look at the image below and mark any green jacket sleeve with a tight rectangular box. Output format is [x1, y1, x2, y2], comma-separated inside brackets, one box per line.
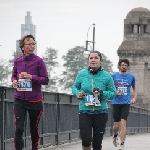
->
[102, 76, 116, 100]
[72, 72, 81, 98]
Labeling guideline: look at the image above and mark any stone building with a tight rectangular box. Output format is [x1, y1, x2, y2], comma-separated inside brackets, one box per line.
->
[117, 7, 150, 109]
[16, 11, 37, 54]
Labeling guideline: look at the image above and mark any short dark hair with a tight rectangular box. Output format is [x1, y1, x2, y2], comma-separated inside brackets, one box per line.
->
[88, 50, 102, 60]
[118, 59, 129, 66]
[19, 34, 35, 49]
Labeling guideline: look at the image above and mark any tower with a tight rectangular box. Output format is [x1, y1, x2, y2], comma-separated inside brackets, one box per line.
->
[16, 11, 37, 54]
[117, 7, 150, 109]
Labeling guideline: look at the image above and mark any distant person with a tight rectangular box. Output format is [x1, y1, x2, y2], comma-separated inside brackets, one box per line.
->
[11, 34, 49, 150]
[111, 58, 137, 150]
[72, 51, 116, 150]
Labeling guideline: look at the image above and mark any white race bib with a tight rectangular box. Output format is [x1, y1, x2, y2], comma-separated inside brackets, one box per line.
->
[84, 95, 101, 106]
[17, 79, 32, 91]
[118, 87, 127, 95]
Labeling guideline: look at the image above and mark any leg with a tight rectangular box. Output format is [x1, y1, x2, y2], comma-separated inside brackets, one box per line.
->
[113, 121, 120, 135]
[28, 108, 42, 150]
[14, 100, 26, 150]
[119, 119, 127, 143]
[79, 113, 92, 150]
[119, 104, 130, 144]
[92, 113, 108, 150]
[112, 104, 121, 147]
[113, 104, 121, 134]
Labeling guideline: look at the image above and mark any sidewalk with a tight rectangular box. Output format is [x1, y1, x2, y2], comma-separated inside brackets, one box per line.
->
[40, 133, 150, 150]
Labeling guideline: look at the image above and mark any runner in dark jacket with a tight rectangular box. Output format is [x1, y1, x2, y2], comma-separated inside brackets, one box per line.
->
[11, 34, 49, 150]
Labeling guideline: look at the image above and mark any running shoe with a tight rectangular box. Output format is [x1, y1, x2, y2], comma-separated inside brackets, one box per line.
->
[113, 136, 119, 147]
[119, 144, 124, 150]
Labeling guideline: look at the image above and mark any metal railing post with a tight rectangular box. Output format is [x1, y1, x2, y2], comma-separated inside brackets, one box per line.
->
[0, 87, 5, 150]
[56, 93, 60, 145]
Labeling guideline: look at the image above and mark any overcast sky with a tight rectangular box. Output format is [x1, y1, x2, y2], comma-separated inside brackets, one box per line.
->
[1, 0, 150, 71]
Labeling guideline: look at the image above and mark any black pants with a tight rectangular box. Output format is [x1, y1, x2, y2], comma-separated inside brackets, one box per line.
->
[79, 113, 108, 150]
[13, 99, 43, 150]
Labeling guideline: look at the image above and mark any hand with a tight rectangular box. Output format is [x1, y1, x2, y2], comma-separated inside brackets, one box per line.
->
[78, 91, 85, 98]
[19, 72, 32, 79]
[12, 80, 19, 88]
[116, 91, 123, 95]
[131, 98, 136, 104]
[19, 72, 27, 79]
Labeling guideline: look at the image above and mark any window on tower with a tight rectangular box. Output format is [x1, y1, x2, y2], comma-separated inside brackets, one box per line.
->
[144, 25, 147, 33]
[137, 25, 140, 33]
[131, 24, 134, 33]
[131, 24, 141, 33]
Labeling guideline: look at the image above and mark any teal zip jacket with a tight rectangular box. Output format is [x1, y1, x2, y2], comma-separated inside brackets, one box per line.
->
[72, 68, 116, 112]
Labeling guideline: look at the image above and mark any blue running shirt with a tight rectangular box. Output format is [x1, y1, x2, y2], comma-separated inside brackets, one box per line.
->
[111, 72, 135, 104]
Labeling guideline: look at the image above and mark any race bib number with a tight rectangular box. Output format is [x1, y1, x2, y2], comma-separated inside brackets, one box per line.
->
[117, 87, 127, 95]
[84, 95, 101, 106]
[17, 79, 32, 91]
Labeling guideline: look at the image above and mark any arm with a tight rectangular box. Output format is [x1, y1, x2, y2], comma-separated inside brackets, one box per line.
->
[131, 75, 137, 104]
[72, 73, 81, 97]
[11, 60, 18, 82]
[23, 59, 49, 85]
[72, 72, 84, 98]
[131, 87, 137, 104]
[11, 60, 20, 88]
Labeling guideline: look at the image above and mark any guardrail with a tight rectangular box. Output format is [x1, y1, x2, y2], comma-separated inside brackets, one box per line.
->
[0, 86, 150, 150]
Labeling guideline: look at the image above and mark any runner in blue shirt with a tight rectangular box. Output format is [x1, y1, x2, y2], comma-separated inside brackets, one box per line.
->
[111, 58, 137, 150]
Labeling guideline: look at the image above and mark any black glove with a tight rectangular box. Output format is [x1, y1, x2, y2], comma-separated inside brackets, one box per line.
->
[93, 88, 103, 103]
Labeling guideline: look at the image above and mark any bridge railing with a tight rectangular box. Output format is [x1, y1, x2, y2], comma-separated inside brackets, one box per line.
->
[0, 86, 150, 150]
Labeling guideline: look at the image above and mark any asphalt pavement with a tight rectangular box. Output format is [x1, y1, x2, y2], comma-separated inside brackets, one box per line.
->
[39, 133, 150, 150]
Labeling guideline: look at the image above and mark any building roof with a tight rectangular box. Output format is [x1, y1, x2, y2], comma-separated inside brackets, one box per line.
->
[126, 7, 150, 19]
[131, 7, 150, 12]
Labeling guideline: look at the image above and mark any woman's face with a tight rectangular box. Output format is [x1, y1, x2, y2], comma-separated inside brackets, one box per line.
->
[22, 38, 35, 55]
[88, 53, 102, 70]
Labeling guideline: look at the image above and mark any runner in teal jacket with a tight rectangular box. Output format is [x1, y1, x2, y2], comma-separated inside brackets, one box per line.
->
[72, 51, 116, 150]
